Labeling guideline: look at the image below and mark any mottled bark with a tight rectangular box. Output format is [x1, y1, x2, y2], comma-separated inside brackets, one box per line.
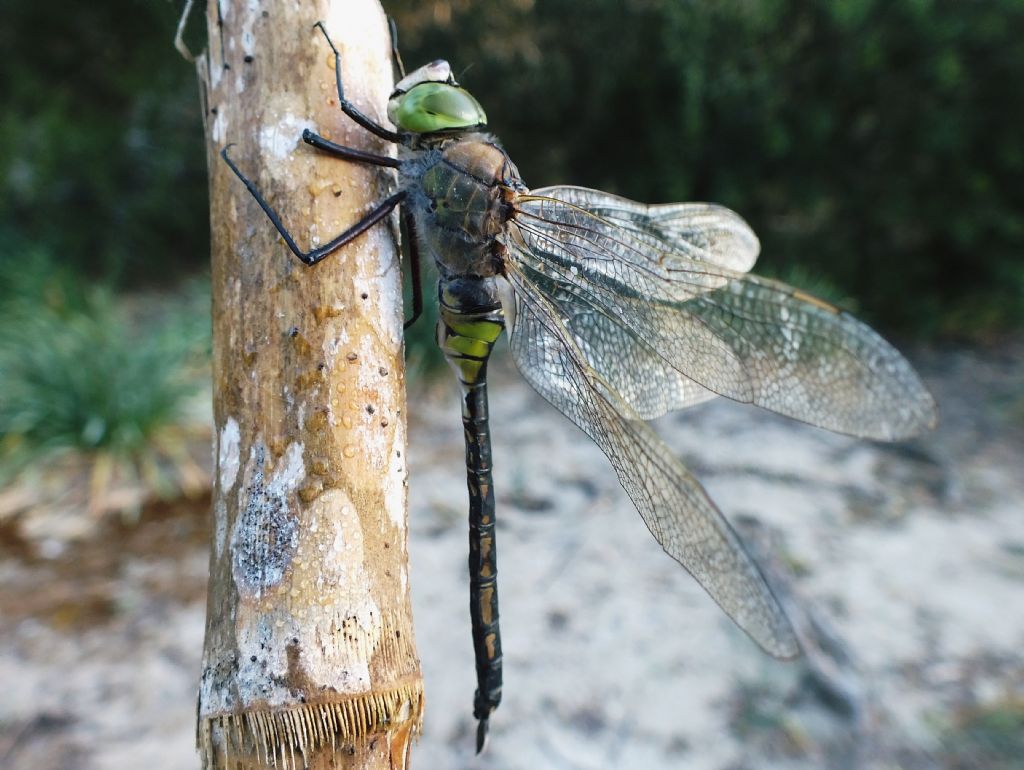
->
[194, 1, 421, 768]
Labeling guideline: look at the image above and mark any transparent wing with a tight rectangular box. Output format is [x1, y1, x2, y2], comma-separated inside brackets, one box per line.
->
[532, 185, 761, 273]
[508, 191, 936, 439]
[547, 293, 717, 418]
[502, 264, 798, 657]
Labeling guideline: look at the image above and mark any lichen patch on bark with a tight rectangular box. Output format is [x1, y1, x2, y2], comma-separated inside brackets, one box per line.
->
[218, 417, 242, 491]
[258, 109, 315, 161]
[284, 488, 382, 693]
[385, 420, 408, 533]
[231, 441, 305, 599]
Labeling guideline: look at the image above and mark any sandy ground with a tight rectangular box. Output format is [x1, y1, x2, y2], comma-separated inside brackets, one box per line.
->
[1, 342, 1022, 769]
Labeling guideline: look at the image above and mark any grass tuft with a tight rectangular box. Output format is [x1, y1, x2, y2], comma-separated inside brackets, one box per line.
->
[0, 251, 211, 522]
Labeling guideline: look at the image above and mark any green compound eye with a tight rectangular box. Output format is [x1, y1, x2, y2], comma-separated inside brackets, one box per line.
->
[392, 82, 487, 133]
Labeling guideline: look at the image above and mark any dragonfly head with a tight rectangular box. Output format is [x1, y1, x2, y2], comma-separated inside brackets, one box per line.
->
[388, 60, 487, 134]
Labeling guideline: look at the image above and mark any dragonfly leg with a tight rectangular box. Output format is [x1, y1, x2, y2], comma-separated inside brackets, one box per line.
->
[313, 21, 403, 145]
[387, 16, 406, 79]
[400, 208, 423, 329]
[221, 145, 403, 267]
[301, 129, 400, 168]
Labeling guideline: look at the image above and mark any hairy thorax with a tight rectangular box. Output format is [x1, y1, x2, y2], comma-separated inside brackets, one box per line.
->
[401, 134, 525, 278]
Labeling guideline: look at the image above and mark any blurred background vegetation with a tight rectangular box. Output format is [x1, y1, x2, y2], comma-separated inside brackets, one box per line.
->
[1, 0, 1022, 516]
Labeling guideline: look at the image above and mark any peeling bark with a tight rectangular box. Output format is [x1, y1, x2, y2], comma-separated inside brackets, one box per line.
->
[194, 1, 421, 768]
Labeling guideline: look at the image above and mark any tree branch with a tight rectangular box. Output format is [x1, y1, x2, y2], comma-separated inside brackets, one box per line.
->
[195, 2, 421, 768]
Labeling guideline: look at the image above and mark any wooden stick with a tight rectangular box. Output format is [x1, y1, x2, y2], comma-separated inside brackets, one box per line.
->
[195, 2, 421, 767]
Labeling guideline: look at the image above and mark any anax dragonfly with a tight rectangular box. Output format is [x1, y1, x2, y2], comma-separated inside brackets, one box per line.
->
[222, 24, 936, 752]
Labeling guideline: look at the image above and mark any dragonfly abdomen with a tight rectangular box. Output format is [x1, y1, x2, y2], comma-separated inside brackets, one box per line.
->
[463, 379, 502, 724]
[437, 276, 506, 749]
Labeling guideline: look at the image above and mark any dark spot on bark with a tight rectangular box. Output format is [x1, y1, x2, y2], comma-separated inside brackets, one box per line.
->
[288, 326, 299, 338]
[361, 292, 368, 300]
[285, 638, 317, 693]
[231, 443, 298, 596]
[366, 405, 375, 414]
[346, 352, 358, 362]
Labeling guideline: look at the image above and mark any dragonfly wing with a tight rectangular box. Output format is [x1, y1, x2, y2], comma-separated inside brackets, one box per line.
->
[532, 185, 760, 273]
[503, 265, 799, 658]
[522, 263, 716, 418]
[510, 192, 936, 440]
[674, 274, 936, 439]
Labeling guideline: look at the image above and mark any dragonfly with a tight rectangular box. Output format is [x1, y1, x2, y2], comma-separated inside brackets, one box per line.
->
[222, 23, 936, 753]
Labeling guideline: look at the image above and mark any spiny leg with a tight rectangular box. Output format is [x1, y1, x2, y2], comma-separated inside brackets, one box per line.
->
[313, 21, 403, 144]
[301, 129, 400, 169]
[299, 131, 412, 316]
[400, 207, 423, 329]
[221, 145, 403, 266]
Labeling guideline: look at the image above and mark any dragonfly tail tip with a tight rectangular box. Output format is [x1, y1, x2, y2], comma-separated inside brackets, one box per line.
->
[475, 717, 490, 754]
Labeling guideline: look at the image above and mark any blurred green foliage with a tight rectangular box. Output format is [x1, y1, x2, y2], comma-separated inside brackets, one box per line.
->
[389, 0, 1024, 336]
[1, 0, 1022, 337]
[0, 246, 210, 478]
[0, 0, 208, 283]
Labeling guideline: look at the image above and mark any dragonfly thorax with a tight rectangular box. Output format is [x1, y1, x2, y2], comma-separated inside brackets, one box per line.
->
[402, 135, 526, 279]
